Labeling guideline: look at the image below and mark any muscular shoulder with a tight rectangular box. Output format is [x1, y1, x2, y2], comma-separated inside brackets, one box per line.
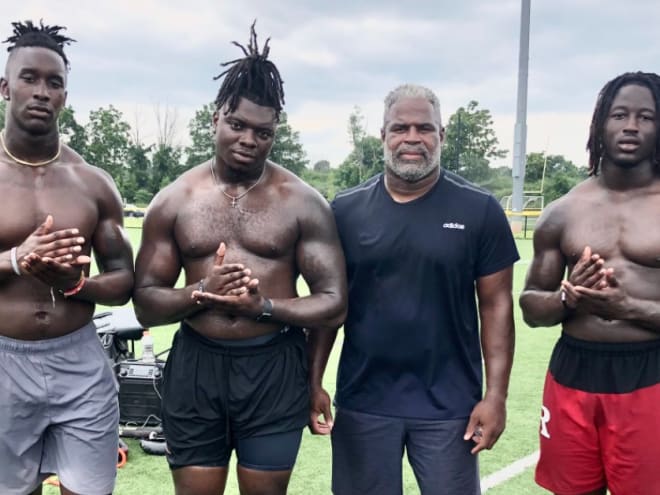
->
[62, 146, 112, 185]
[146, 163, 209, 223]
[60, 146, 122, 205]
[268, 161, 331, 216]
[533, 178, 596, 246]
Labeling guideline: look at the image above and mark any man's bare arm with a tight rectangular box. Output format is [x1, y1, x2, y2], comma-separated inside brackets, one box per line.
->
[70, 172, 133, 305]
[132, 191, 207, 327]
[464, 266, 515, 454]
[519, 203, 572, 327]
[479, 267, 515, 402]
[308, 326, 339, 435]
[276, 191, 347, 330]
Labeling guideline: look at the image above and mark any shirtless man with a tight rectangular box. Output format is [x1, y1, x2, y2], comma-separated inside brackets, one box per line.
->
[133, 24, 347, 495]
[520, 71, 660, 495]
[0, 21, 134, 495]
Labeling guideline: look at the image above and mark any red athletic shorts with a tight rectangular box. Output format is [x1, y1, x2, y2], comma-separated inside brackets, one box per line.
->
[535, 333, 660, 495]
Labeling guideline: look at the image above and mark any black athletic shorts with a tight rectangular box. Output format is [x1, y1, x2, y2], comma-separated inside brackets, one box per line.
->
[161, 322, 309, 470]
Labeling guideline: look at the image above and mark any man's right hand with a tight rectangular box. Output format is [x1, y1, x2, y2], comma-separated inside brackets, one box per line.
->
[20, 253, 88, 291]
[309, 386, 334, 435]
[16, 215, 87, 269]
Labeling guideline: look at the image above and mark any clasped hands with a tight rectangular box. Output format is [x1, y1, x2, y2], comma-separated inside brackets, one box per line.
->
[15, 215, 89, 292]
[191, 242, 265, 319]
[561, 246, 627, 320]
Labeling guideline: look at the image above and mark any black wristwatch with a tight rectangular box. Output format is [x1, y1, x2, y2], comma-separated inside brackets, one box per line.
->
[256, 298, 273, 322]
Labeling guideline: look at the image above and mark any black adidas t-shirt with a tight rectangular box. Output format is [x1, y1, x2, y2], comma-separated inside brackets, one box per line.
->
[331, 170, 519, 419]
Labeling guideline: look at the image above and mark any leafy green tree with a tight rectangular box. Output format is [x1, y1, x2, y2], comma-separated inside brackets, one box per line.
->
[524, 152, 547, 183]
[544, 174, 577, 203]
[336, 135, 384, 190]
[84, 105, 131, 189]
[478, 165, 514, 200]
[184, 102, 215, 168]
[302, 168, 337, 200]
[335, 107, 384, 190]
[270, 112, 308, 176]
[134, 188, 153, 205]
[58, 105, 87, 156]
[150, 144, 182, 193]
[303, 160, 335, 199]
[313, 160, 331, 172]
[124, 142, 153, 202]
[347, 105, 366, 148]
[521, 152, 587, 203]
[541, 154, 587, 203]
[443, 101, 507, 182]
[151, 105, 184, 190]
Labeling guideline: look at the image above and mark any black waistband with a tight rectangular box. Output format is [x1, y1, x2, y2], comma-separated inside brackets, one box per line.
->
[559, 332, 660, 353]
[179, 321, 304, 355]
[549, 333, 660, 394]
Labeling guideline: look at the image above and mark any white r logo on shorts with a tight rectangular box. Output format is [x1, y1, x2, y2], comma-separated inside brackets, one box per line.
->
[540, 405, 551, 439]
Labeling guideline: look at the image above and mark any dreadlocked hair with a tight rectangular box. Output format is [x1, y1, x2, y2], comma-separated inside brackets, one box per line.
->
[586, 71, 660, 175]
[213, 20, 284, 121]
[3, 20, 75, 69]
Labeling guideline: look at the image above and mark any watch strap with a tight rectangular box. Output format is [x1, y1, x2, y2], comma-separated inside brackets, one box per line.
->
[256, 297, 273, 321]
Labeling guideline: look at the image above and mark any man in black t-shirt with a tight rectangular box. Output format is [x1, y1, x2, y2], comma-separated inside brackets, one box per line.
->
[309, 84, 519, 495]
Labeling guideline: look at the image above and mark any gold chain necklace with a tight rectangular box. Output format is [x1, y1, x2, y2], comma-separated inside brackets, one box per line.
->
[0, 131, 61, 167]
[209, 157, 265, 208]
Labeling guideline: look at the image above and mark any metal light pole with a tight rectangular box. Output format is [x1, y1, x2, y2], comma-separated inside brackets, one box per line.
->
[511, 0, 531, 222]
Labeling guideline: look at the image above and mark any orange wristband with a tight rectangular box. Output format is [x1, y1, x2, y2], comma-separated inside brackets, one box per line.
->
[62, 273, 86, 298]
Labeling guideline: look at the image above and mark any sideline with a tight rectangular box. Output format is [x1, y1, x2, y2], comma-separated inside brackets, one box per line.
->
[481, 450, 539, 492]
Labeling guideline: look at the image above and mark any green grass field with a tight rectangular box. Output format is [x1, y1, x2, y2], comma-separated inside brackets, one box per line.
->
[44, 222, 559, 494]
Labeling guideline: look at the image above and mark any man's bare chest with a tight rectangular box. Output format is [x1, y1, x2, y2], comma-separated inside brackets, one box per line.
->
[0, 170, 98, 246]
[174, 196, 299, 261]
[561, 198, 660, 269]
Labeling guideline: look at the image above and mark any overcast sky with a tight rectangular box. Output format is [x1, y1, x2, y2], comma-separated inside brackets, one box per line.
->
[4, 0, 660, 169]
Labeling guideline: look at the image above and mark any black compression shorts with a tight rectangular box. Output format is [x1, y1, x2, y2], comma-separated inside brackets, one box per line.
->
[161, 322, 309, 470]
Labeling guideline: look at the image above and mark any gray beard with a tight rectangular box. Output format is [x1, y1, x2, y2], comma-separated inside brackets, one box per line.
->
[384, 145, 441, 182]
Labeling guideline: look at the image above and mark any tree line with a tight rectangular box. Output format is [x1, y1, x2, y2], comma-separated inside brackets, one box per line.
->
[0, 99, 587, 206]
[306, 102, 588, 205]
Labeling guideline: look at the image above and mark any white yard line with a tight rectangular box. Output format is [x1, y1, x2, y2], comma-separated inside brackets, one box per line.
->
[481, 450, 539, 492]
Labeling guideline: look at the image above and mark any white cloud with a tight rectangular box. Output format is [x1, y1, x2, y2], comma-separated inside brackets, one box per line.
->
[3, 0, 659, 179]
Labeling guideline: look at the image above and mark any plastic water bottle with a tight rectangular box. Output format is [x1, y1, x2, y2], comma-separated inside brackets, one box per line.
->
[141, 331, 155, 363]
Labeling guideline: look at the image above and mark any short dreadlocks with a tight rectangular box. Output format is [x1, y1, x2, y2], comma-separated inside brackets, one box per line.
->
[213, 21, 285, 121]
[3, 20, 75, 70]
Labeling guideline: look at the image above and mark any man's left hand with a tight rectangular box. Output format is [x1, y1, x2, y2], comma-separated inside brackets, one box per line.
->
[463, 395, 506, 455]
[20, 253, 90, 291]
[191, 278, 264, 318]
[563, 271, 628, 320]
